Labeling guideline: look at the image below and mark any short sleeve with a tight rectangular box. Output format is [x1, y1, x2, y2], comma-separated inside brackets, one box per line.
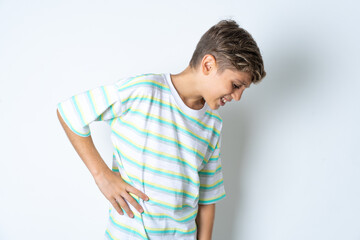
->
[57, 81, 124, 137]
[198, 134, 226, 205]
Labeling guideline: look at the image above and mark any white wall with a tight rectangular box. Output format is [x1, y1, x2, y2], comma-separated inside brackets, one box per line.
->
[0, 0, 359, 239]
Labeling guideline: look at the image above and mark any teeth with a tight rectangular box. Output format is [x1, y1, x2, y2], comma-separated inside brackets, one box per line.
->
[222, 97, 227, 103]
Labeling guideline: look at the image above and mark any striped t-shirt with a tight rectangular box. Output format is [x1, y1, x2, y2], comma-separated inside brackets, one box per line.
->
[57, 73, 227, 240]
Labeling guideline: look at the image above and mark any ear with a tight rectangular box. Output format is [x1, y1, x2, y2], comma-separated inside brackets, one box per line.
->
[201, 54, 217, 75]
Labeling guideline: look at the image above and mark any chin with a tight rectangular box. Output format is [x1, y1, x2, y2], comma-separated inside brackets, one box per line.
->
[209, 103, 219, 110]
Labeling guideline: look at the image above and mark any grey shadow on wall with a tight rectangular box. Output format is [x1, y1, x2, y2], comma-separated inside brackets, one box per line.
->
[212, 40, 316, 239]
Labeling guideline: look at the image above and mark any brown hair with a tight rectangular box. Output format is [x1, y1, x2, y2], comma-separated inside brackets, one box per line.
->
[189, 19, 266, 84]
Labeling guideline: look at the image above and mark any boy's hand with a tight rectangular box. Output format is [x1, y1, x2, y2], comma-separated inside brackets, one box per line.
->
[94, 169, 149, 218]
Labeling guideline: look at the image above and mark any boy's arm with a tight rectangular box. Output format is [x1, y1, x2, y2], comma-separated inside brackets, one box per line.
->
[57, 109, 110, 178]
[56, 109, 149, 218]
[195, 203, 216, 240]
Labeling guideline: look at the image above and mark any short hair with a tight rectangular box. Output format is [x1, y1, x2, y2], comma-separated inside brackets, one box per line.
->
[189, 19, 266, 84]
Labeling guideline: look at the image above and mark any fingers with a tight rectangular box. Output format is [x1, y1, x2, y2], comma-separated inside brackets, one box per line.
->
[110, 198, 124, 216]
[111, 190, 147, 218]
[122, 193, 144, 215]
[126, 185, 150, 202]
[107, 173, 150, 218]
[115, 197, 135, 218]
[125, 185, 150, 214]
[113, 172, 149, 202]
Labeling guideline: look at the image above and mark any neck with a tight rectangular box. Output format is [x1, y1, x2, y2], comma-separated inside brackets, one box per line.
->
[170, 66, 205, 109]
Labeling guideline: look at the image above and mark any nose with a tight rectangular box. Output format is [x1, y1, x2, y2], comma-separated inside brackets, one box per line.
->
[231, 89, 244, 101]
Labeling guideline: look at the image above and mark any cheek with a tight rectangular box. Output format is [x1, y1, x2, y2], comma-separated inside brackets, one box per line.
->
[205, 79, 227, 99]
[208, 89, 222, 100]
[212, 86, 229, 99]
[203, 85, 217, 98]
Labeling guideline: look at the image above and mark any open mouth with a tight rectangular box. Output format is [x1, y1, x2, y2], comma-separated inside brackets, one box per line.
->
[220, 97, 227, 106]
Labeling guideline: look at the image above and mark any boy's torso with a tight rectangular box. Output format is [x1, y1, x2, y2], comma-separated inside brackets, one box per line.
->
[104, 73, 223, 239]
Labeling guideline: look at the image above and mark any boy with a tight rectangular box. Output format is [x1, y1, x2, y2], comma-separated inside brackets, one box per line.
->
[57, 19, 266, 240]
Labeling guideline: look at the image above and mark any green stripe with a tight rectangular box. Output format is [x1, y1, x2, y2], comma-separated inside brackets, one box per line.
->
[86, 91, 99, 119]
[120, 108, 215, 151]
[141, 210, 197, 223]
[57, 103, 90, 137]
[118, 173, 195, 211]
[121, 95, 221, 136]
[71, 95, 87, 127]
[112, 129, 198, 172]
[116, 117, 206, 160]
[205, 111, 222, 122]
[100, 86, 117, 120]
[108, 213, 148, 240]
[126, 169, 197, 200]
[200, 180, 224, 190]
[114, 147, 200, 187]
[198, 166, 222, 176]
[145, 227, 196, 235]
[119, 81, 170, 93]
[117, 75, 222, 125]
[198, 193, 226, 204]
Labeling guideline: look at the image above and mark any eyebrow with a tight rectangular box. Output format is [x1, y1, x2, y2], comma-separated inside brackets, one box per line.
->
[236, 79, 251, 88]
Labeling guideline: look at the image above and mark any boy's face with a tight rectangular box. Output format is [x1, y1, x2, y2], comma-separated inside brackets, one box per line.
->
[202, 67, 252, 110]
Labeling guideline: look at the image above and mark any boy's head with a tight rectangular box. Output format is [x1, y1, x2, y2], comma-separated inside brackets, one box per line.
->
[189, 19, 266, 84]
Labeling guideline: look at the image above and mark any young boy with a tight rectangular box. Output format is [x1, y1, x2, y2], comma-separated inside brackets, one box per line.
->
[57, 19, 266, 240]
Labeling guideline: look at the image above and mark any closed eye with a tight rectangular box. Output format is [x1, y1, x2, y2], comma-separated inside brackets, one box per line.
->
[233, 84, 240, 89]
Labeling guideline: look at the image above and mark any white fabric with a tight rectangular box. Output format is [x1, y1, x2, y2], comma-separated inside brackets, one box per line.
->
[57, 73, 226, 239]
